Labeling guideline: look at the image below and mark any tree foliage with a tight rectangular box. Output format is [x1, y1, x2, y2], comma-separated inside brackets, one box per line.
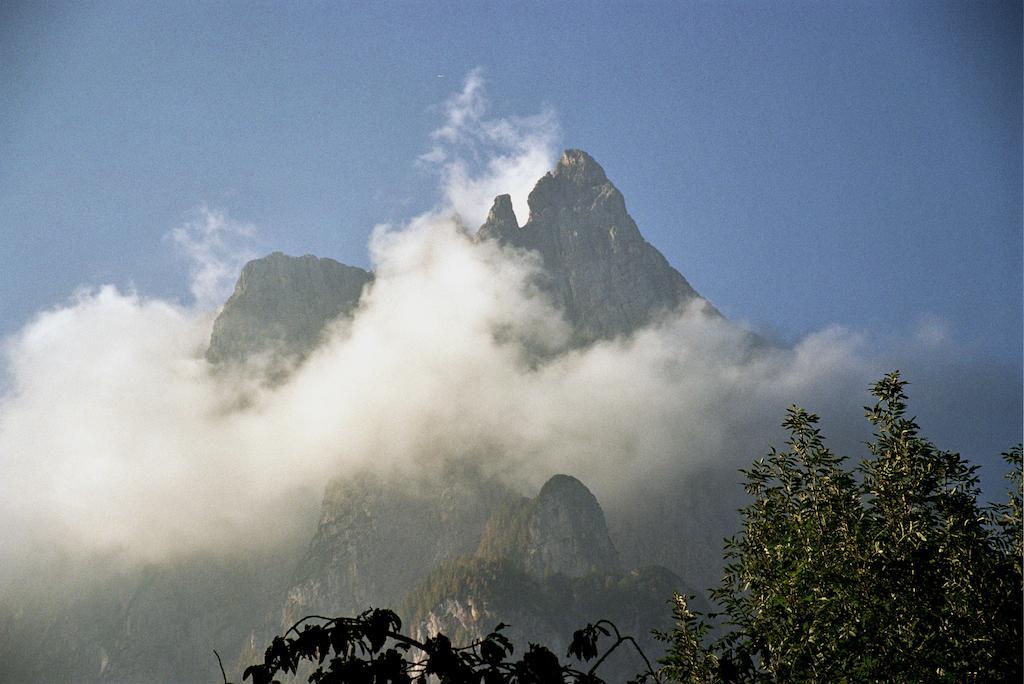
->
[658, 372, 1023, 682]
[230, 608, 659, 684]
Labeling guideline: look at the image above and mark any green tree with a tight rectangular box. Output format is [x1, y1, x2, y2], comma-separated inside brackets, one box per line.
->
[659, 372, 1023, 682]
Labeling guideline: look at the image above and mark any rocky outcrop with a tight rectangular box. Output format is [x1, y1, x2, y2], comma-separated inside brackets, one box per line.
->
[403, 475, 678, 679]
[477, 149, 713, 344]
[526, 475, 621, 577]
[476, 474, 620, 579]
[282, 465, 510, 625]
[206, 252, 372, 367]
[406, 564, 684, 680]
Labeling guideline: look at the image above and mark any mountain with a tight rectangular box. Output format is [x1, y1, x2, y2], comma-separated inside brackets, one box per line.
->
[477, 149, 713, 344]
[475, 474, 620, 577]
[1, 150, 719, 682]
[402, 475, 689, 681]
[206, 252, 372, 368]
[208, 150, 713, 375]
[245, 151, 722, 678]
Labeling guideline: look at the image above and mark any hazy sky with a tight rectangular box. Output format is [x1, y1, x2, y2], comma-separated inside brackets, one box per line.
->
[1, 2, 1020, 360]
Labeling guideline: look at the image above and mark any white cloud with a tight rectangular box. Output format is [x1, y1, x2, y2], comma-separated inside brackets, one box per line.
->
[169, 206, 257, 310]
[0, 210, 882, 585]
[420, 67, 561, 228]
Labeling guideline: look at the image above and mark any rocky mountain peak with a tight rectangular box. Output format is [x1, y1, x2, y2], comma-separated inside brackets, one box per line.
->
[477, 193, 519, 242]
[536, 473, 598, 507]
[206, 252, 372, 368]
[487, 193, 518, 226]
[527, 474, 620, 577]
[478, 149, 710, 344]
[552, 148, 609, 187]
[477, 474, 620, 579]
[525, 149, 624, 226]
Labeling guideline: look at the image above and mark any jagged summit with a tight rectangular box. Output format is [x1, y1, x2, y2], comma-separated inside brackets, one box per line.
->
[480, 193, 519, 241]
[208, 150, 715, 370]
[552, 148, 609, 186]
[479, 149, 710, 344]
[524, 149, 636, 243]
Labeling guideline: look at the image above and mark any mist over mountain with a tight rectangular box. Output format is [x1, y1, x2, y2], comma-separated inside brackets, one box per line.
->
[0, 141, 1018, 682]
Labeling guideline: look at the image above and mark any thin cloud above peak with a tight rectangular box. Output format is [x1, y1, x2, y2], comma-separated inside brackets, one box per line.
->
[419, 67, 561, 228]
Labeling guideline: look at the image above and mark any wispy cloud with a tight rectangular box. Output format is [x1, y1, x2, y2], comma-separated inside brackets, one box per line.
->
[419, 67, 561, 228]
[169, 206, 257, 310]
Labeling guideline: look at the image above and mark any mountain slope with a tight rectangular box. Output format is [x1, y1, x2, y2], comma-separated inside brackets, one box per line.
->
[282, 465, 510, 625]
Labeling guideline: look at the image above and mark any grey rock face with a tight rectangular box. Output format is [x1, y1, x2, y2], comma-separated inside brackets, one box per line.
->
[283, 465, 510, 625]
[478, 193, 519, 242]
[525, 474, 621, 578]
[479, 148, 712, 342]
[478, 149, 712, 344]
[475, 474, 620, 579]
[407, 565, 683, 682]
[206, 252, 372, 366]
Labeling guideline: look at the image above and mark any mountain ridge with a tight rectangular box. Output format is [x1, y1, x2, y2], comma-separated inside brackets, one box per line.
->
[206, 149, 715, 368]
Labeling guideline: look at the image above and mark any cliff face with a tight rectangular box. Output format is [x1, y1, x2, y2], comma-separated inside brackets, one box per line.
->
[206, 252, 372, 367]
[405, 565, 684, 680]
[282, 465, 510, 625]
[525, 474, 621, 577]
[476, 474, 620, 579]
[477, 149, 712, 344]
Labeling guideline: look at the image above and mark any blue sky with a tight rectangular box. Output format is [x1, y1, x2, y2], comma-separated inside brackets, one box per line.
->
[1, 4, 1020, 377]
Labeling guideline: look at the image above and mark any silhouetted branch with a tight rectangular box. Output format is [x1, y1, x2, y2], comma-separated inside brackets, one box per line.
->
[585, 619, 661, 682]
[213, 649, 228, 684]
[236, 608, 655, 683]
